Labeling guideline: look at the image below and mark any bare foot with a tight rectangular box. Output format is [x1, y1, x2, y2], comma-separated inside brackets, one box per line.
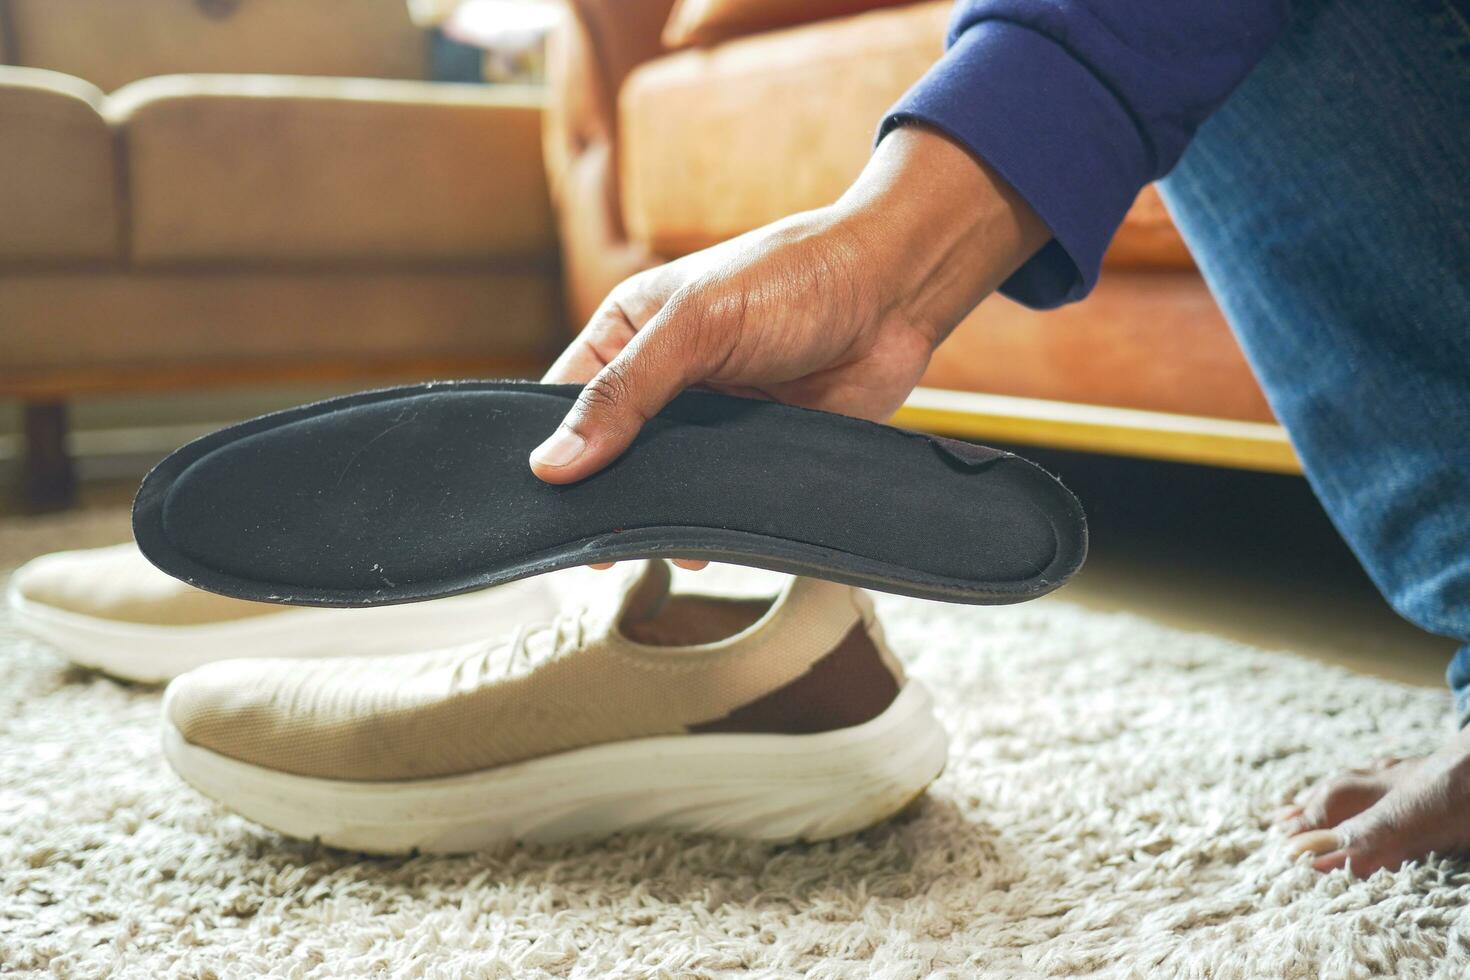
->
[1273, 725, 1470, 877]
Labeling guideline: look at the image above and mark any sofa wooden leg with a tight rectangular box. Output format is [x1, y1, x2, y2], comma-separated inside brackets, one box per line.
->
[22, 401, 76, 511]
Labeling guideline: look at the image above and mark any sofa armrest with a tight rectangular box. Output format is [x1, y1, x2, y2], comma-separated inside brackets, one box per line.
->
[111, 75, 554, 267]
[544, 0, 679, 324]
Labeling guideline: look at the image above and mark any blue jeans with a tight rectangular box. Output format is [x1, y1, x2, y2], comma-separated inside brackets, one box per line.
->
[1157, 0, 1470, 720]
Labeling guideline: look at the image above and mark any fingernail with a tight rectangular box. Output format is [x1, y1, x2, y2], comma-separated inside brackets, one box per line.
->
[1286, 829, 1340, 856]
[530, 426, 586, 468]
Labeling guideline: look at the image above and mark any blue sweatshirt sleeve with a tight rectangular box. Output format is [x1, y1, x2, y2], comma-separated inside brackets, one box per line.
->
[879, 1, 1289, 308]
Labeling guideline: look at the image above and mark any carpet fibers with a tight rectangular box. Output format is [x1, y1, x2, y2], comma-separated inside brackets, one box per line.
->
[3, 510, 1469, 978]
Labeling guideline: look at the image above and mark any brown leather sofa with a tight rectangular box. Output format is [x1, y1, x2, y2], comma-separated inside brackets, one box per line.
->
[544, 0, 1300, 474]
[0, 0, 562, 506]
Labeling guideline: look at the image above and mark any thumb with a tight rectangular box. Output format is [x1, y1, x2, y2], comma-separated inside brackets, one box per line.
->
[529, 316, 706, 484]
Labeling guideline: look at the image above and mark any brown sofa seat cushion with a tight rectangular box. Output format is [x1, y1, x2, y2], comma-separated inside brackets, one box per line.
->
[662, 0, 902, 49]
[114, 75, 555, 266]
[620, 1, 1191, 267]
[0, 67, 120, 263]
[925, 272, 1271, 423]
[1, 0, 425, 92]
[0, 270, 559, 381]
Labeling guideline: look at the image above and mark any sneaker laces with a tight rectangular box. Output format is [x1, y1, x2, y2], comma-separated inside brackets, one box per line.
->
[450, 609, 589, 690]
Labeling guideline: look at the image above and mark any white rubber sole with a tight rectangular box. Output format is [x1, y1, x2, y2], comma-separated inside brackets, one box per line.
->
[8, 578, 559, 684]
[161, 680, 949, 854]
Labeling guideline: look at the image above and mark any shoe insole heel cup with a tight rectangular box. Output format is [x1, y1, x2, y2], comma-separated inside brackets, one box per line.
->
[133, 382, 1086, 606]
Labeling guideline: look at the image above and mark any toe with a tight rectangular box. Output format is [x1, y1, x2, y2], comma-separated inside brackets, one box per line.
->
[1335, 826, 1404, 878]
[1282, 775, 1389, 836]
[1277, 816, 1308, 836]
[1344, 850, 1400, 878]
[1286, 828, 1342, 857]
[1286, 826, 1400, 876]
[1292, 746, 1470, 877]
[1269, 804, 1303, 827]
[1304, 797, 1422, 878]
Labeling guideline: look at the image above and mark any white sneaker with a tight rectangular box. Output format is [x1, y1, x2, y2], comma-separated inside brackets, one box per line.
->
[162, 560, 947, 853]
[8, 542, 561, 683]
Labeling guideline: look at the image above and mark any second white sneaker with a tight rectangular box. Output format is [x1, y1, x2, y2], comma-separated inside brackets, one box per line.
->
[8, 542, 561, 683]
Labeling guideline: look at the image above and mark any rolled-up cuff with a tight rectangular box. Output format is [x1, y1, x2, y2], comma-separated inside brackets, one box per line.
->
[878, 20, 1152, 309]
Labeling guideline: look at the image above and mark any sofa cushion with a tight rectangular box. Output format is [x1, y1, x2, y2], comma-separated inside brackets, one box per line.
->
[924, 271, 1271, 422]
[662, 0, 902, 49]
[620, 1, 1192, 268]
[114, 75, 555, 266]
[0, 67, 121, 263]
[0, 269, 560, 383]
[1, 0, 425, 92]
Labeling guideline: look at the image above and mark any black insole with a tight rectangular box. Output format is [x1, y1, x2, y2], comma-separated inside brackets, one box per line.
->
[132, 381, 1086, 606]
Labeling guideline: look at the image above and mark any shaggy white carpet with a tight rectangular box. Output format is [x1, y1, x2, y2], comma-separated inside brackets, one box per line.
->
[3, 510, 1469, 979]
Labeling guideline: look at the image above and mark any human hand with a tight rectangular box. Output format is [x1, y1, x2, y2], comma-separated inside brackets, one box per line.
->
[532, 125, 1049, 570]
